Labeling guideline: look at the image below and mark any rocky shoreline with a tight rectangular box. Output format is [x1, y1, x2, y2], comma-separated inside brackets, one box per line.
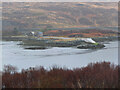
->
[2, 36, 119, 50]
[77, 43, 105, 49]
[21, 39, 105, 49]
[24, 46, 49, 50]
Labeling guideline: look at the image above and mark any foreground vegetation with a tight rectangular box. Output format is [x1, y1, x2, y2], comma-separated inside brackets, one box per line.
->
[2, 62, 119, 88]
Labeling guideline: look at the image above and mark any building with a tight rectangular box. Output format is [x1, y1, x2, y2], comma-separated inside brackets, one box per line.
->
[26, 31, 43, 37]
[36, 32, 43, 37]
[26, 31, 35, 36]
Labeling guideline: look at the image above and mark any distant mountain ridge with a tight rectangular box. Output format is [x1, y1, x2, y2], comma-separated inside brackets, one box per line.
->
[2, 2, 118, 31]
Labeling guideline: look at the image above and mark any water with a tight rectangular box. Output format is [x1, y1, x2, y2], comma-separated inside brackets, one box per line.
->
[1, 41, 118, 70]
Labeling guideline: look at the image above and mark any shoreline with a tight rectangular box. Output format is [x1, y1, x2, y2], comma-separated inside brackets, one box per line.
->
[2, 35, 119, 49]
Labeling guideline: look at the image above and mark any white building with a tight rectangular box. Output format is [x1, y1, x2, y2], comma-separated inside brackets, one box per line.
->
[81, 38, 96, 43]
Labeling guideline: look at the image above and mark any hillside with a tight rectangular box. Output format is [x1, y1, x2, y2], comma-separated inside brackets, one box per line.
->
[2, 2, 118, 31]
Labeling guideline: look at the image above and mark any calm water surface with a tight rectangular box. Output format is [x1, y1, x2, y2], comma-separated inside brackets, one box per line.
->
[1, 41, 118, 70]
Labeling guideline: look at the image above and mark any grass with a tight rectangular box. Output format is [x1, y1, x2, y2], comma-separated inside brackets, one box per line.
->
[93, 43, 99, 45]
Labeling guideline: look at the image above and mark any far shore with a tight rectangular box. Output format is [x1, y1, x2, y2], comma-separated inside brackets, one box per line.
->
[2, 35, 119, 50]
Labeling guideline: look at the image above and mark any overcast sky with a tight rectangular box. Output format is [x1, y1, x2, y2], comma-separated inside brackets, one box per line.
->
[1, 0, 120, 2]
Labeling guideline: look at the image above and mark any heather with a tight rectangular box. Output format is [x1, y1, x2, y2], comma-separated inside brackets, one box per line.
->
[2, 62, 119, 88]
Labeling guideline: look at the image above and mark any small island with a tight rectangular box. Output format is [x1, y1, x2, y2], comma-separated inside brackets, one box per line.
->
[21, 37, 105, 49]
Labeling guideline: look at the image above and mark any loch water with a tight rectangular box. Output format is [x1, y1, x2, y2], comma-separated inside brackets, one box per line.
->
[1, 41, 118, 70]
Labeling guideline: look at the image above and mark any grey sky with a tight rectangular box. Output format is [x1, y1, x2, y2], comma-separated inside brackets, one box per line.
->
[1, 0, 120, 2]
